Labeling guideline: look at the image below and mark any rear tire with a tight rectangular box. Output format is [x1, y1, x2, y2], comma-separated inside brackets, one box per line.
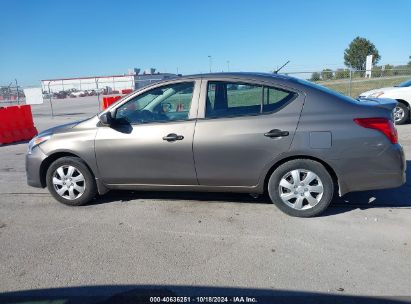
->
[46, 156, 96, 206]
[393, 102, 409, 125]
[267, 159, 334, 217]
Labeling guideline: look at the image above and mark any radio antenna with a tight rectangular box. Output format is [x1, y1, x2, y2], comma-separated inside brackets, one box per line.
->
[274, 60, 290, 74]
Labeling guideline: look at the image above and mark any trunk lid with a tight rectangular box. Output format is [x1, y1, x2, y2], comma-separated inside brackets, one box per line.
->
[356, 97, 397, 112]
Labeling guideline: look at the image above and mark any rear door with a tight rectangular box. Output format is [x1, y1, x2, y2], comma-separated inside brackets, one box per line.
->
[193, 78, 304, 187]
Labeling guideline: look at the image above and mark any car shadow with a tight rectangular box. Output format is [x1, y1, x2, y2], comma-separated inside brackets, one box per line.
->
[0, 140, 30, 147]
[52, 112, 87, 117]
[0, 285, 409, 304]
[90, 161, 410, 217]
[92, 190, 269, 205]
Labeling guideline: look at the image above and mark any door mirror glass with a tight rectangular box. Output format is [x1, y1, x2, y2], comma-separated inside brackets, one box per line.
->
[99, 112, 113, 125]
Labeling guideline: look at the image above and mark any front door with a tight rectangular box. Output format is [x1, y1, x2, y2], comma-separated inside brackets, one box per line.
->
[95, 81, 199, 186]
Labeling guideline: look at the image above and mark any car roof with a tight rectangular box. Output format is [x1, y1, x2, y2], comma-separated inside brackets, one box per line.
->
[178, 72, 298, 83]
[133, 72, 321, 97]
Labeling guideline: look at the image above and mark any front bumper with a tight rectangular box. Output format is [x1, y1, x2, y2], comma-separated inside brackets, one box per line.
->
[26, 146, 48, 188]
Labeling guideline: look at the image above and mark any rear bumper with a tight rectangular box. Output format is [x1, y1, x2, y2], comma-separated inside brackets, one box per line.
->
[26, 146, 47, 188]
[334, 144, 406, 195]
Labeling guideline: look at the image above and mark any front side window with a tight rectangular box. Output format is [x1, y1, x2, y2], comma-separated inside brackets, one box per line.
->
[116, 82, 194, 123]
[206, 81, 296, 118]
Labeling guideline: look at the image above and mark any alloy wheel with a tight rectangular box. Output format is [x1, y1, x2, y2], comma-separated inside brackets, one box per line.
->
[393, 106, 405, 123]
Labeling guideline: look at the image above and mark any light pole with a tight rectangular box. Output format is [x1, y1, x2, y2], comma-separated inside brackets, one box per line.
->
[226, 60, 230, 72]
[208, 55, 212, 73]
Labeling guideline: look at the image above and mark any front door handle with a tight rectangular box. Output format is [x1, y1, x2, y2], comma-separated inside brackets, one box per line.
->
[163, 133, 184, 142]
[264, 129, 289, 138]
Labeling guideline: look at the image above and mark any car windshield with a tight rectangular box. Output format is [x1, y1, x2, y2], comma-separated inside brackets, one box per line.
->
[397, 79, 411, 87]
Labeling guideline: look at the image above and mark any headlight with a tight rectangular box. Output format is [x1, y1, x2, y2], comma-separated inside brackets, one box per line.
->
[28, 135, 51, 154]
[369, 91, 384, 98]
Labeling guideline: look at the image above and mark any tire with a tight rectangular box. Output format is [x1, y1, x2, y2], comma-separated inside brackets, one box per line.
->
[393, 102, 409, 125]
[267, 159, 334, 217]
[46, 156, 97, 206]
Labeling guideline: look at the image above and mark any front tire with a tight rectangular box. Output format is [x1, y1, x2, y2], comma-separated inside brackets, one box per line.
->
[393, 103, 409, 125]
[46, 156, 97, 206]
[267, 159, 334, 217]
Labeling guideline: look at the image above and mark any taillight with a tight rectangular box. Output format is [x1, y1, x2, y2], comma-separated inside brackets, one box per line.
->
[354, 117, 398, 144]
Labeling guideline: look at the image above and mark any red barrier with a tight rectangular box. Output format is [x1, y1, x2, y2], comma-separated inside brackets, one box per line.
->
[121, 89, 133, 94]
[0, 107, 13, 144]
[19, 105, 38, 140]
[101, 95, 123, 110]
[0, 105, 38, 145]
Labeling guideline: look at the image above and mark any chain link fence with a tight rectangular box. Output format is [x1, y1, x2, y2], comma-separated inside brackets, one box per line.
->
[3, 68, 411, 111]
[284, 68, 411, 98]
[0, 83, 25, 104]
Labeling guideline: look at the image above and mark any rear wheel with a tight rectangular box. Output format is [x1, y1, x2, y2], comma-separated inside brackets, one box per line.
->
[46, 156, 96, 206]
[267, 159, 334, 217]
[393, 103, 409, 125]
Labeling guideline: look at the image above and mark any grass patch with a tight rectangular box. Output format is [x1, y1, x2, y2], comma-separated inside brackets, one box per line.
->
[316, 75, 411, 97]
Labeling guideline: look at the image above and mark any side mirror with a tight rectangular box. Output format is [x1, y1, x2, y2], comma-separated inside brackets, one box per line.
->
[99, 112, 113, 125]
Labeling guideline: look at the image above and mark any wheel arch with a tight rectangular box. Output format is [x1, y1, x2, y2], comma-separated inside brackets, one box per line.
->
[262, 155, 341, 196]
[396, 99, 410, 109]
[39, 152, 95, 188]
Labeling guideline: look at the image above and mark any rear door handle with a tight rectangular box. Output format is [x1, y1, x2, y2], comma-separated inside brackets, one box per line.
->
[163, 133, 184, 141]
[264, 129, 289, 138]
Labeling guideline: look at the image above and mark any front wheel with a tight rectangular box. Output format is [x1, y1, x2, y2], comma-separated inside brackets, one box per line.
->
[267, 159, 334, 217]
[46, 156, 97, 206]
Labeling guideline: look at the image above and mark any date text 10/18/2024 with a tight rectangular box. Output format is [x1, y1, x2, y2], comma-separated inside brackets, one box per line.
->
[149, 296, 258, 303]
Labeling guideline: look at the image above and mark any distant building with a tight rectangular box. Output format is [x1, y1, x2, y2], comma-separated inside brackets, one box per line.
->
[41, 68, 177, 93]
[134, 72, 178, 90]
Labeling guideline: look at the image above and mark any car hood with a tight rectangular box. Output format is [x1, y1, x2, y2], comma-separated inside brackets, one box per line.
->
[37, 117, 94, 137]
[359, 87, 398, 97]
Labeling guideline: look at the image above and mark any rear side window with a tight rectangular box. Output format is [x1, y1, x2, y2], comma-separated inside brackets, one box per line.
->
[206, 81, 296, 118]
[263, 86, 296, 112]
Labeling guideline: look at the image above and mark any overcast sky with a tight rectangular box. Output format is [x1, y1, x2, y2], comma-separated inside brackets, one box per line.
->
[1, 0, 410, 86]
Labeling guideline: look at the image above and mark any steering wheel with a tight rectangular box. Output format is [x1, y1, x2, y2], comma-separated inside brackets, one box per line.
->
[139, 109, 155, 121]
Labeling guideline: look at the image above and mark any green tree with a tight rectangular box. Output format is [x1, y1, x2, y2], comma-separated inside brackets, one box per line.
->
[344, 37, 381, 70]
[383, 64, 394, 76]
[321, 69, 333, 80]
[335, 68, 350, 79]
[408, 56, 411, 65]
[310, 72, 321, 81]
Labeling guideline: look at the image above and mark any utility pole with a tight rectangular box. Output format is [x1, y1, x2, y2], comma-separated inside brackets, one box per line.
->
[15, 79, 19, 105]
[95, 79, 100, 112]
[47, 81, 54, 117]
[208, 55, 212, 73]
